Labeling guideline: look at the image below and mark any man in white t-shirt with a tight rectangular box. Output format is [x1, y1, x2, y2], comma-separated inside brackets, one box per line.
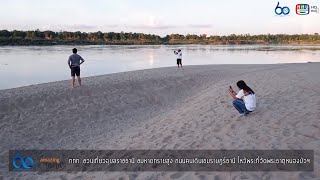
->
[174, 49, 183, 70]
[229, 80, 256, 117]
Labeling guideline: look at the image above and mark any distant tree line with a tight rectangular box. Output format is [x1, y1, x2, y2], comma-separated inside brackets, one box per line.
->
[0, 29, 319, 45]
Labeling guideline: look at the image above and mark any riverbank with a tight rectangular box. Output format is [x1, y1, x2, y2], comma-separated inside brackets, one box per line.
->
[1, 38, 320, 46]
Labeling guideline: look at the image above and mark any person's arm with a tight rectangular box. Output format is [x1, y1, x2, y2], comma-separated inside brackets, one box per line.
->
[229, 87, 238, 99]
[80, 56, 85, 65]
[68, 56, 71, 69]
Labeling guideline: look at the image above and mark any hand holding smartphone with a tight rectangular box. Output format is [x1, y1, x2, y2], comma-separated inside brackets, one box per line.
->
[229, 86, 233, 93]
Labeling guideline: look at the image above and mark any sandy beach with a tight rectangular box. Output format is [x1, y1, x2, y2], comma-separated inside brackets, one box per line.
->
[1, 63, 319, 179]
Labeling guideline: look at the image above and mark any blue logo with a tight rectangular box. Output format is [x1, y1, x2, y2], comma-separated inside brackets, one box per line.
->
[13, 152, 34, 170]
[275, 2, 290, 15]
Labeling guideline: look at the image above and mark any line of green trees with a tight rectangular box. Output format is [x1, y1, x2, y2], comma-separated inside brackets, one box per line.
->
[0, 29, 320, 45]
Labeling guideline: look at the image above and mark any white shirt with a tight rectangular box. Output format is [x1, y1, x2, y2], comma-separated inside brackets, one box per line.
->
[175, 51, 182, 59]
[236, 89, 256, 111]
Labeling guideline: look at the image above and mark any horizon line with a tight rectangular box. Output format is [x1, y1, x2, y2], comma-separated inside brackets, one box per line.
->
[1, 29, 320, 38]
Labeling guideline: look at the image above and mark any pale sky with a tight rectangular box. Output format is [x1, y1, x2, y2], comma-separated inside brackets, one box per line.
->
[0, 0, 319, 36]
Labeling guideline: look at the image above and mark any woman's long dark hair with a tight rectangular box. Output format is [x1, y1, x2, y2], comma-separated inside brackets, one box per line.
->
[237, 80, 255, 94]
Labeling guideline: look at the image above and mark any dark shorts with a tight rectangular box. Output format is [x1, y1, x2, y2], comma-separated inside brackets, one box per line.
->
[71, 66, 80, 77]
[177, 59, 182, 65]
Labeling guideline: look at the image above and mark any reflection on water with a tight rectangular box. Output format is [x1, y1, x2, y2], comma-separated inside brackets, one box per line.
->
[148, 50, 155, 66]
[0, 45, 320, 90]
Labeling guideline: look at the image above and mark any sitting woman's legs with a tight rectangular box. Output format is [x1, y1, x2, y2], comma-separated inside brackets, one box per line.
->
[232, 99, 250, 114]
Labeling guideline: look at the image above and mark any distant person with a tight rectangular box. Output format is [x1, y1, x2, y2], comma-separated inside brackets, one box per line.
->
[68, 48, 85, 88]
[174, 49, 183, 70]
[229, 80, 256, 117]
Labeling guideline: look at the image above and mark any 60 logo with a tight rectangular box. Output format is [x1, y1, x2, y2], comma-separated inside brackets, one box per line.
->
[13, 152, 34, 170]
[275, 2, 290, 15]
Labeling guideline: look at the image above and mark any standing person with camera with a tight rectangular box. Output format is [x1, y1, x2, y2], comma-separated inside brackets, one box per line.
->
[174, 49, 183, 70]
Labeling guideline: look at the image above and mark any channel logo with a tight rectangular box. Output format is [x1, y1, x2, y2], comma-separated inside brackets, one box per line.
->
[12, 152, 34, 170]
[296, 4, 310, 15]
[275, 2, 290, 15]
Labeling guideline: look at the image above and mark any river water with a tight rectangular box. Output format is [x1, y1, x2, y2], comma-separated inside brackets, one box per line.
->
[0, 45, 319, 90]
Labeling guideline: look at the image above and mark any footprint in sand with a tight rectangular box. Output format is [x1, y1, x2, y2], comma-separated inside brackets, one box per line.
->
[197, 175, 207, 180]
[233, 174, 260, 180]
[128, 173, 139, 180]
[163, 135, 172, 143]
[261, 173, 273, 180]
[118, 176, 127, 180]
[275, 120, 281, 125]
[178, 132, 184, 137]
[247, 130, 256, 134]
[282, 128, 292, 137]
[299, 172, 317, 179]
[70, 176, 83, 180]
[47, 120, 56, 127]
[173, 144, 180, 149]
[170, 172, 184, 179]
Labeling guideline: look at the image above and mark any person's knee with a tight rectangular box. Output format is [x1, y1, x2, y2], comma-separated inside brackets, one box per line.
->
[232, 99, 238, 106]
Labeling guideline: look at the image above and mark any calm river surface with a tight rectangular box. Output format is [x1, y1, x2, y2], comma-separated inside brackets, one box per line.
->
[0, 45, 320, 90]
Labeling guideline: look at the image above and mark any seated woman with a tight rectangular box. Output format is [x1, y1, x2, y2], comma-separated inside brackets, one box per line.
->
[229, 80, 256, 117]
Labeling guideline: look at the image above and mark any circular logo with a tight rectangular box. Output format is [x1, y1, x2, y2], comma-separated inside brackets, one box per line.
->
[275, 2, 290, 15]
[13, 152, 34, 169]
